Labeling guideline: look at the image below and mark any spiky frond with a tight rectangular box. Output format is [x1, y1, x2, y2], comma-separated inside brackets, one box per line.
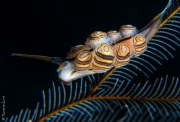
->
[160, 0, 180, 25]
[118, 104, 180, 122]
[94, 75, 179, 98]
[6, 75, 180, 122]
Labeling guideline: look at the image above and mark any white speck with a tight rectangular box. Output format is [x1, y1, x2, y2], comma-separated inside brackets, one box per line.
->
[104, 46, 109, 52]
[122, 45, 126, 53]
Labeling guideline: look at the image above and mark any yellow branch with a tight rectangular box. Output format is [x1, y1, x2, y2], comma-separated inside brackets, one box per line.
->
[88, 67, 117, 96]
[160, 6, 180, 27]
[37, 96, 180, 122]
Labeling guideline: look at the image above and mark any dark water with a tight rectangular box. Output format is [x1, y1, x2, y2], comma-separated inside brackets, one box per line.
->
[0, 0, 179, 120]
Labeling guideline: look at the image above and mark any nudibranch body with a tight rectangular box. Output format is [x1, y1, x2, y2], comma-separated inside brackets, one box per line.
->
[12, 16, 161, 84]
[57, 16, 161, 83]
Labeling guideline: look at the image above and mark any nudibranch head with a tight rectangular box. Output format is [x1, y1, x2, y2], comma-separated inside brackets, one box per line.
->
[119, 25, 137, 37]
[57, 60, 96, 84]
[57, 61, 74, 84]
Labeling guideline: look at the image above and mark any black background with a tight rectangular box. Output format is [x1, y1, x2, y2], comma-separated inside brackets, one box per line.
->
[1, 0, 179, 119]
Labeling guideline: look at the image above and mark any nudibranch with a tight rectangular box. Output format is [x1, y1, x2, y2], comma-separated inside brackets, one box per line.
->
[12, 15, 161, 84]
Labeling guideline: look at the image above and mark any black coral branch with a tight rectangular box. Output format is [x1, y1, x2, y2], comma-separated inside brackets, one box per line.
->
[5, 0, 180, 122]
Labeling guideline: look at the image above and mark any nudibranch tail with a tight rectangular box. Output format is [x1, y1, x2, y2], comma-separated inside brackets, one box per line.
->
[11, 53, 64, 65]
[138, 15, 162, 43]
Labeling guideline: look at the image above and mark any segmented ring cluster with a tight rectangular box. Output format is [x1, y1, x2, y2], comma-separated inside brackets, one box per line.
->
[75, 51, 92, 71]
[133, 34, 147, 56]
[67, 33, 146, 72]
[114, 43, 131, 67]
[66, 45, 85, 59]
[92, 43, 114, 72]
[85, 31, 107, 48]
